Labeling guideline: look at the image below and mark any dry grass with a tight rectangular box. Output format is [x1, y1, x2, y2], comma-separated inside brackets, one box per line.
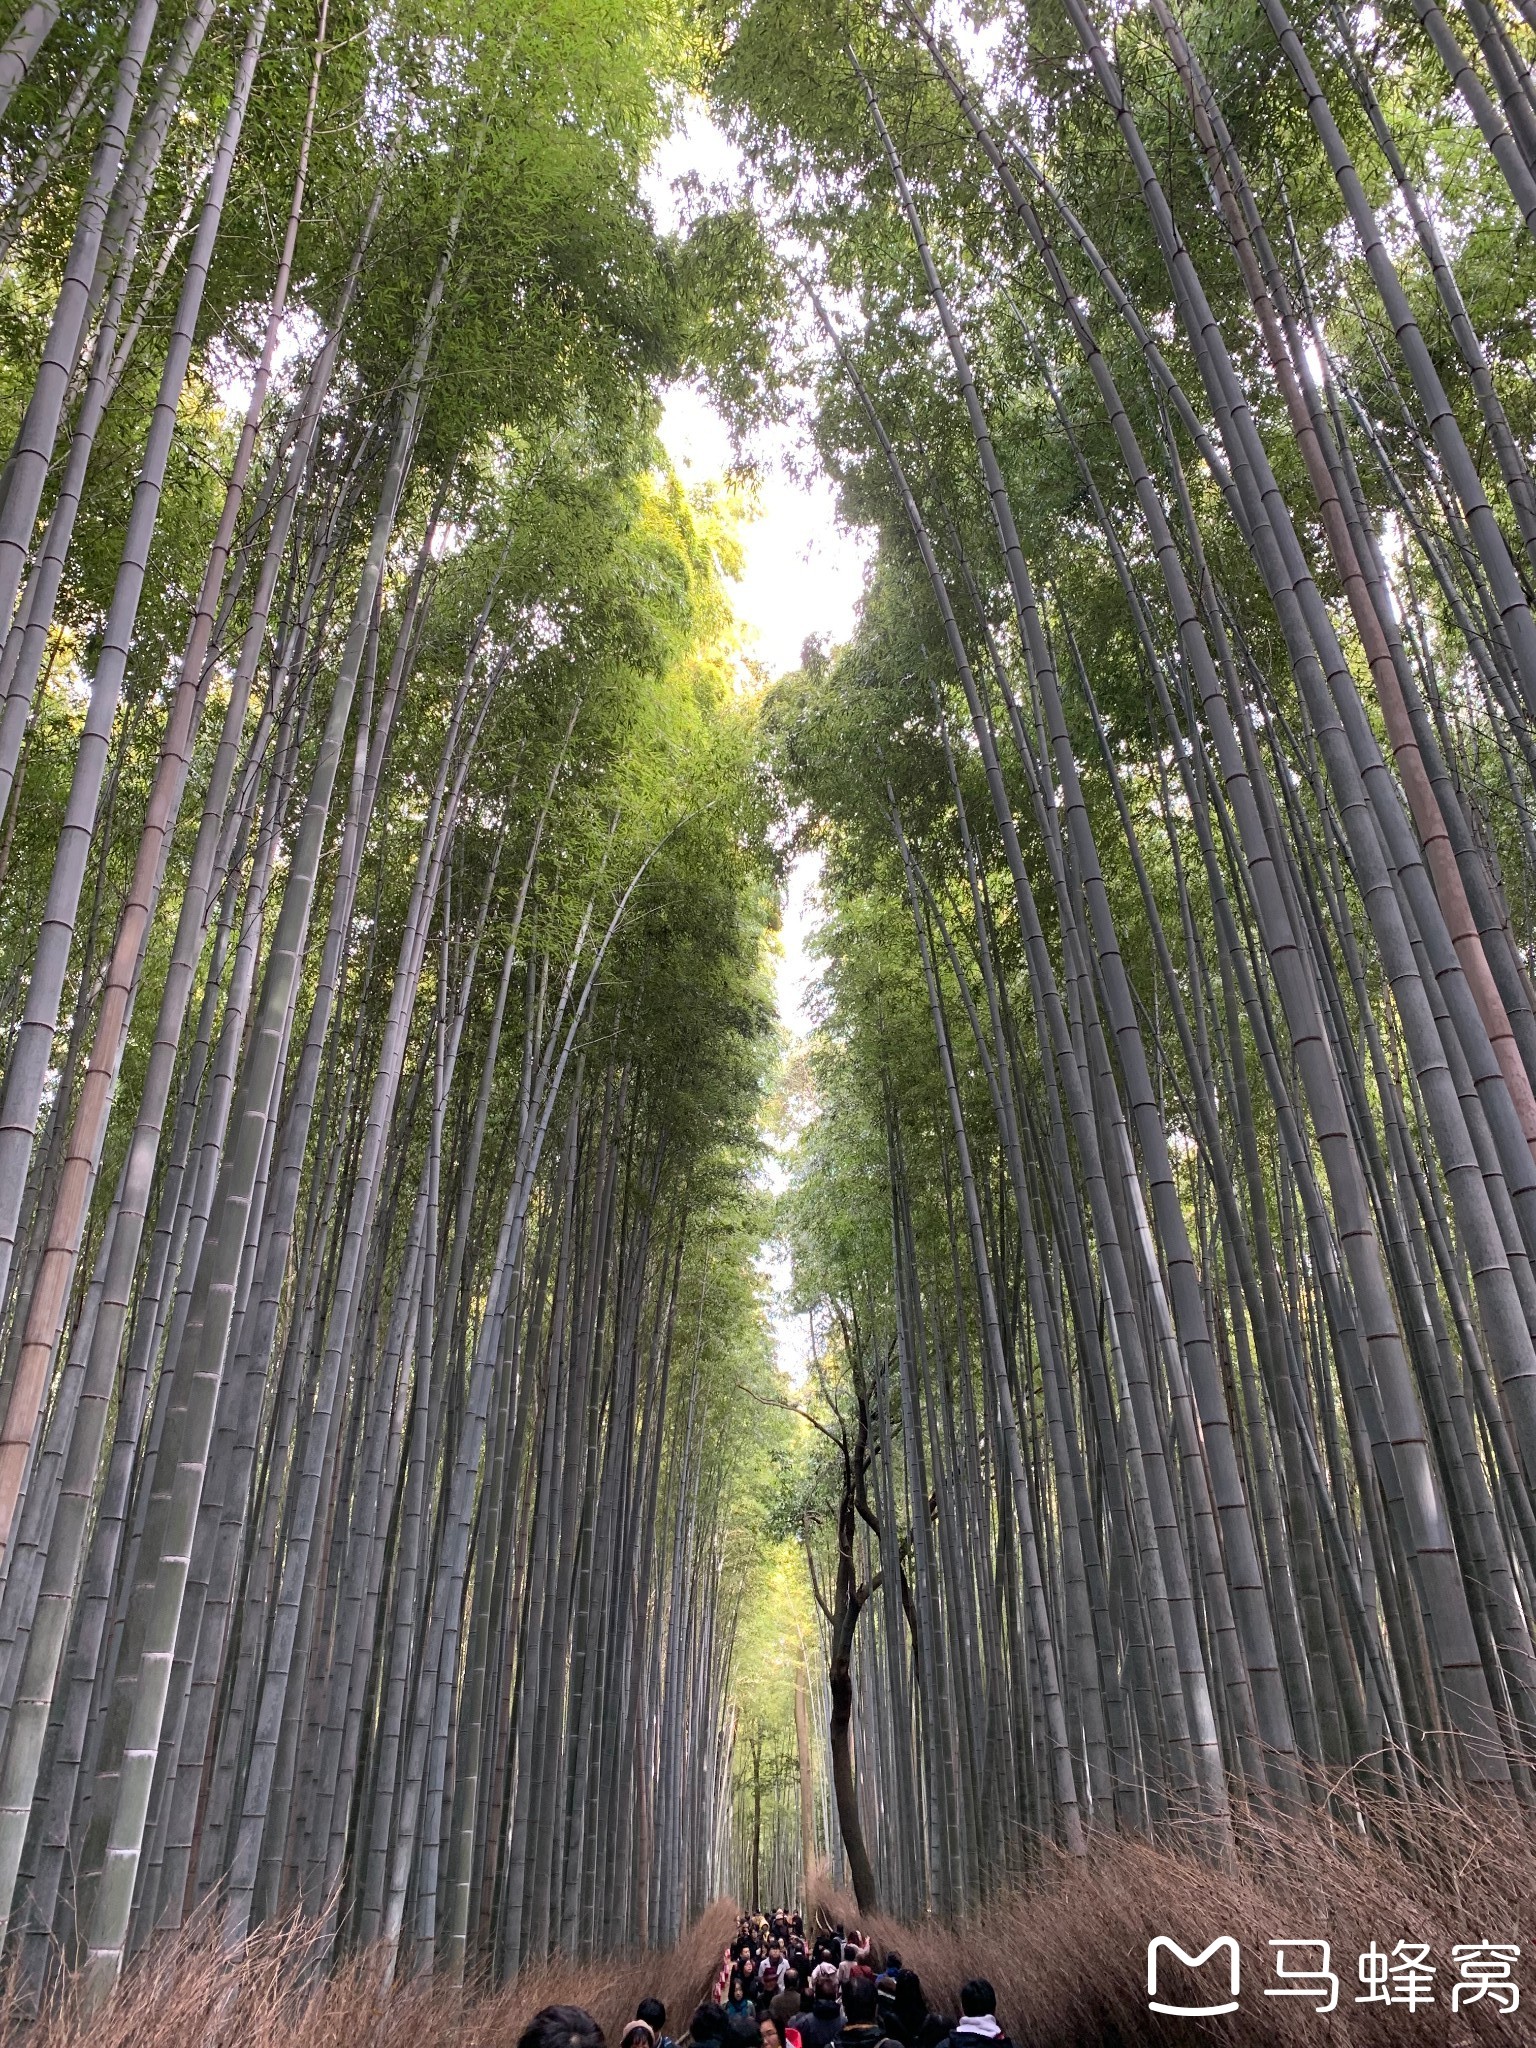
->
[0, 1897, 735, 2048]
[811, 1779, 1533, 2044]
[10, 1779, 1536, 2045]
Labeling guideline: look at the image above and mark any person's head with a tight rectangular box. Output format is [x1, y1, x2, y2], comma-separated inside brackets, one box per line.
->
[959, 1983, 996, 2021]
[842, 1976, 877, 2027]
[520, 2009, 605, 2048]
[760, 2019, 784, 2048]
[730, 1974, 746, 2003]
[810, 1964, 840, 2003]
[883, 1954, 902, 1976]
[726, 2019, 760, 2048]
[637, 2003, 667, 2035]
[690, 2005, 729, 2045]
[621, 2023, 655, 2048]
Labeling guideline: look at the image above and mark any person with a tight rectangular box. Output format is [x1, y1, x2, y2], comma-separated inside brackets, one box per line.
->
[638, 1998, 677, 2048]
[937, 1981, 1012, 2048]
[727, 1974, 757, 2027]
[520, 2011, 606, 2048]
[770, 1965, 807, 2036]
[833, 1971, 886, 2048]
[687, 2004, 730, 2048]
[873, 1964, 899, 2040]
[621, 2024, 655, 2048]
[791, 1963, 843, 2048]
[889, 1972, 928, 2048]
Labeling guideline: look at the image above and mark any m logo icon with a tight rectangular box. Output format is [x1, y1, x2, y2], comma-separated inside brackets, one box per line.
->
[1147, 1935, 1241, 2015]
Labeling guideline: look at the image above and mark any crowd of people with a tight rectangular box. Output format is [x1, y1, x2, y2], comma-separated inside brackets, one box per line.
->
[510, 1914, 1015, 2048]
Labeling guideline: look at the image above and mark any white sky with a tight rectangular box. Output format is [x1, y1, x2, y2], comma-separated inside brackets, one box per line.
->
[643, 103, 872, 707]
[642, 103, 871, 1381]
[658, 386, 866, 687]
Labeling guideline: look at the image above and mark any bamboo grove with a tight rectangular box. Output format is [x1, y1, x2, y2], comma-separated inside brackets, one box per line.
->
[17, 0, 1536, 2006]
[722, 0, 1536, 1923]
[0, 0, 787, 2003]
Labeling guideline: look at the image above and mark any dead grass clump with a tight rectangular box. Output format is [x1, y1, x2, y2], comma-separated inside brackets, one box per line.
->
[0, 1896, 735, 2048]
[812, 1780, 1530, 2044]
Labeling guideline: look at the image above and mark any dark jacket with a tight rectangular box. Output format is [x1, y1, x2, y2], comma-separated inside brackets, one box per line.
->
[835, 2025, 891, 2048]
[791, 1999, 843, 2048]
